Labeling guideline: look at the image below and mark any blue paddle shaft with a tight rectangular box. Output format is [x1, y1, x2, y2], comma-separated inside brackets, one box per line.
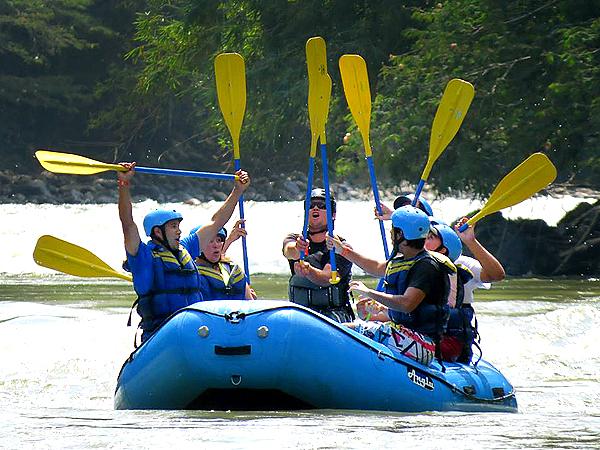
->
[366, 156, 389, 259]
[320, 143, 337, 275]
[135, 166, 236, 181]
[300, 157, 316, 260]
[234, 158, 250, 285]
[412, 179, 426, 206]
[458, 222, 469, 232]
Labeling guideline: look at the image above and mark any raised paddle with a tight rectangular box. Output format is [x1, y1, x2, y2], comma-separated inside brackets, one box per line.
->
[459, 153, 557, 231]
[413, 79, 475, 205]
[35, 150, 238, 181]
[301, 37, 326, 260]
[339, 54, 389, 260]
[33, 235, 132, 281]
[305, 37, 339, 284]
[214, 52, 251, 285]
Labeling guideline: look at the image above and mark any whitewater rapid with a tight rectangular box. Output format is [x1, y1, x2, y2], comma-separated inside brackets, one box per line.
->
[3, 194, 596, 275]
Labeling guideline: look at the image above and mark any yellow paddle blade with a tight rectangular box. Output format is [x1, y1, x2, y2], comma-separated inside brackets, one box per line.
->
[422, 79, 475, 180]
[36, 150, 126, 175]
[215, 53, 247, 160]
[33, 235, 132, 281]
[306, 37, 331, 152]
[468, 153, 558, 226]
[339, 54, 372, 156]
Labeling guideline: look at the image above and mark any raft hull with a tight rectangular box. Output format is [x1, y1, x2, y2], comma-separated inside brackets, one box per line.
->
[114, 300, 517, 412]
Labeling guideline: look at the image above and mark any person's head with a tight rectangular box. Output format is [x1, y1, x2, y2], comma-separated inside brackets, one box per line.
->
[426, 222, 462, 262]
[143, 209, 183, 250]
[390, 205, 430, 253]
[393, 193, 433, 216]
[305, 188, 336, 233]
[198, 226, 228, 263]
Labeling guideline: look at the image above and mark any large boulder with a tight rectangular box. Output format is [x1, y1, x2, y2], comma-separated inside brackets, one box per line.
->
[554, 200, 600, 276]
[463, 213, 566, 276]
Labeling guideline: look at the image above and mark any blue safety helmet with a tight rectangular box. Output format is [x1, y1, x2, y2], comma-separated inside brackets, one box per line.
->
[143, 209, 183, 237]
[390, 206, 430, 240]
[393, 193, 433, 216]
[429, 216, 447, 226]
[189, 225, 228, 240]
[430, 223, 462, 262]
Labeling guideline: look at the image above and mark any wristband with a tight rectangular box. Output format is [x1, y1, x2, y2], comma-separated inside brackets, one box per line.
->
[118, 179, 130, 187]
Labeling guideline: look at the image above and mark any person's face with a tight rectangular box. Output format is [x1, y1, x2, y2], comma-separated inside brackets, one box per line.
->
[155, 219, 181, 248]
[308, 198, 331, 229]
[425, 230, 447, 255]
[202, 235, 225, 263]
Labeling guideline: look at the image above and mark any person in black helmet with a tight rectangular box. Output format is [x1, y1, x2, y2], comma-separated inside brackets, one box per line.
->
[282, 188, 354, 323]
[117, 162, 250, 343]
[374, 193, 434, 220]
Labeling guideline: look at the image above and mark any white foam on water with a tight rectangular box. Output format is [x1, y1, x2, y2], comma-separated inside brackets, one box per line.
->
[2, 194, 596, 275]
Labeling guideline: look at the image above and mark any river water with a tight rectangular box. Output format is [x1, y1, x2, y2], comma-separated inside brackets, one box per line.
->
[1, 198, 600, 449]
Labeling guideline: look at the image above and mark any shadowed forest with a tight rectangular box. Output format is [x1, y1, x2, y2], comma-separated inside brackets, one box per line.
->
[1, 0, 599, 198]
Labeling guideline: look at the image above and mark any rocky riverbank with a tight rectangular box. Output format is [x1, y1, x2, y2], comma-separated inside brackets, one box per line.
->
[1, 169, 390, 204]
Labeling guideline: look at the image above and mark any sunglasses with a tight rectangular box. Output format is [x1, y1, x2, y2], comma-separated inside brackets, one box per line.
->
[309, 201, 327, 210]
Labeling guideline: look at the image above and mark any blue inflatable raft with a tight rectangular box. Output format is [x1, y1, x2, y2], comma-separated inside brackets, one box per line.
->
[114, 300, 517, 412]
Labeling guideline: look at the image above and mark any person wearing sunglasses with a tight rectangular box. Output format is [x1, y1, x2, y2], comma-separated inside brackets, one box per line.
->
[282, 188, 354, 323]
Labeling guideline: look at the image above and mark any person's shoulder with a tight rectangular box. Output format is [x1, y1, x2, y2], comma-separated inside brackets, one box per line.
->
[412, 252, 443, 274]
[130, 239, 152, 257]
[180, 232, 200, 258]
[456, 255, 481, 270]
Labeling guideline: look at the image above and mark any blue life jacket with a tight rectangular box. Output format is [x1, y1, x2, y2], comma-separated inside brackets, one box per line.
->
[197, 258, 247, 300]
[133, 242, 204, 336]
[384, 250, 452, 340]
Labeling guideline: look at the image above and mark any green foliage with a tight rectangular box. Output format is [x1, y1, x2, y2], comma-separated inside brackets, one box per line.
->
[2, 0, 599, 199]
[117, 0, 420, 178]
[371, 0, 600, 196]
[0, 0, 140, 171]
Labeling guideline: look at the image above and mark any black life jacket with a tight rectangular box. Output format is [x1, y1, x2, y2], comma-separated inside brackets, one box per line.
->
[384, 251, 453, 342]
[446, 263, 479, 363]
[287, 235, 351, 312]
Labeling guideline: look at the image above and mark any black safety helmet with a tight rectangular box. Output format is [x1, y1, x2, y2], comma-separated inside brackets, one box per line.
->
[393, 193, 433, 216]
[305, 187, 336, 213]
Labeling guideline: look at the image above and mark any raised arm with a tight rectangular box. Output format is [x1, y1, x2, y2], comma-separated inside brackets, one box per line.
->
[222, 219, 246, 255]
[117, 162, 141, 256]
[196, 170, 250, 246]
[455, 218, 505, 282]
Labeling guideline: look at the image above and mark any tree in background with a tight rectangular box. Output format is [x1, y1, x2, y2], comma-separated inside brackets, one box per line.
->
[2, 0, 599, 198]
[0, 0, 141, 171]
[358, 0, 600, 196]
[122, 0, 419, 177]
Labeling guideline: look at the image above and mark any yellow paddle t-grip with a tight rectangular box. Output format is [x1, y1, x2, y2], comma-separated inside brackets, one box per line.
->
[329, 270, 340, 285]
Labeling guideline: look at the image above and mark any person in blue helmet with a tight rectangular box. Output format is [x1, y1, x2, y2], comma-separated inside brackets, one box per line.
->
[452, 217, 505, 362]
[187, 221, 255, 300]
[425, 220, 474, 362]
[328, 206, 454, 366]
[117, 162, 250, 343]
